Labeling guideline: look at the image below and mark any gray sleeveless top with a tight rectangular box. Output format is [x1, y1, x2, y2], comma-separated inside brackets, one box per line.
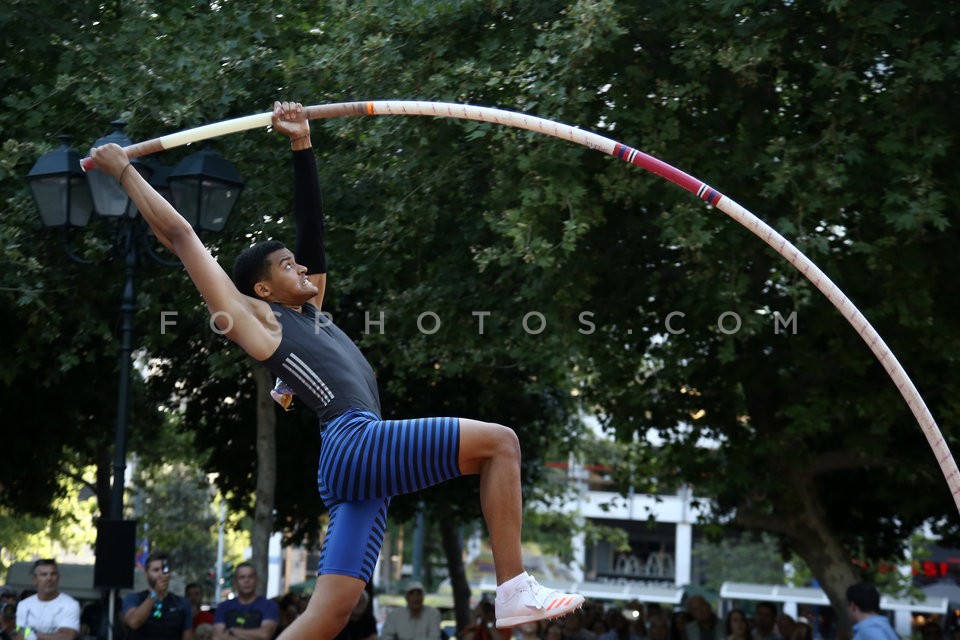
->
[263, 302, 381, 422]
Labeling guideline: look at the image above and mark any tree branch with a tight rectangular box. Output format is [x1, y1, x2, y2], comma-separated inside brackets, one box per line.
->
[735, 509, 790, 535]
[802, 449, 895, 478]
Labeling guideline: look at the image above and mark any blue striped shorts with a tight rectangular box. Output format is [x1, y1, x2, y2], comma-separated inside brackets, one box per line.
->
[315, 408, 462, 582]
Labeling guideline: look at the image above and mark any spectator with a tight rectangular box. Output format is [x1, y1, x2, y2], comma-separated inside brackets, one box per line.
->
[776, 616, 795, 640]
[0, 590, 16, 609]
[332, 591, 376, 640]
[212, 563, 278, 640]
[512, 622, 538, 640]
[542, 622, 564, 640]
[598, 610, 641, 640]
[187, 584, 215, 629]
[275, 594, 302, 640]
[381, 583, 441, 640]
[80, 600, 104, 640]
[685, 597, 722, 640]
[671, 611, 693, 640]
[3, 602, 17, 640]
[564, 611, 596, 640]
[14, 559, 81, 640]
[472, 599, 510, 640]
[122, 552, 193, 640]
[846, 582, 897, 640]
[584, 604, 607, 639]
[752, 604, 782, 640]
[591, 618, 609, 638]
[626, 607, 648, 640]
[724, 610, 750, 640]
[790, 619, 813, 640]
[922, 623, 944, 640]
[647, 614, 670, 640]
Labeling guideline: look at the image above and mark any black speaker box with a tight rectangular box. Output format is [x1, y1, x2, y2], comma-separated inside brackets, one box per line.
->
[94, 520, 136, 589]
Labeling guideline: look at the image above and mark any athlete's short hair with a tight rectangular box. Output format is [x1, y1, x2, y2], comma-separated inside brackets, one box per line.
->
[233, 240, 287, 298]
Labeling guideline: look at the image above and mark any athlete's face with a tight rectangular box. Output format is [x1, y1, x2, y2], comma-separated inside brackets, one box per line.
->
[259, 249, 318, 304]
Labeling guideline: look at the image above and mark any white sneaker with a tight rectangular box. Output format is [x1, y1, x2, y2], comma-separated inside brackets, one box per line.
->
[495, 575, 584, 628]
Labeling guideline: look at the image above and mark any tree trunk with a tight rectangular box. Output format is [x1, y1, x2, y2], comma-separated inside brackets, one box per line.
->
[777, 480, 859, 637]
[738, 406, 860, 636]
[440, 520, 472, 634]
[252, 365, 277, 595]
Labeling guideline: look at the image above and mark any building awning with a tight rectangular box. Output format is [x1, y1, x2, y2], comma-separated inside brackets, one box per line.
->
[719, 582, 949, 614]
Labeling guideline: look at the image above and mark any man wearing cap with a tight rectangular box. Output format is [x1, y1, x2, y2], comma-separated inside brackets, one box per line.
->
[381, 583, 441, 640]
[13, 559, 80, 640]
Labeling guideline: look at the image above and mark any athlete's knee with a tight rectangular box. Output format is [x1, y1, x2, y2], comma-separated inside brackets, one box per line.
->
[490, 422, 521, 461]
[459, 419, 522, 473]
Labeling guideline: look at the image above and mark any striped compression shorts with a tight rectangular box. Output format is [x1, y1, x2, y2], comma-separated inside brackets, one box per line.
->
[316, 408, 462, 582]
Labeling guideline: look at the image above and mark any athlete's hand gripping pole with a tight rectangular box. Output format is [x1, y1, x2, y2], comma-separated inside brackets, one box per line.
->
[78, 104, 373, 171]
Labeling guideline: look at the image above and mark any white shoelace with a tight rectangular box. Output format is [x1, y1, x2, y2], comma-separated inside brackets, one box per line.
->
[524, 577, 557, 608]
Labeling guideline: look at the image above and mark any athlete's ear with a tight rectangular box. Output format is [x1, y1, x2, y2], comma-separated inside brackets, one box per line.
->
[254, 280, 271, 299]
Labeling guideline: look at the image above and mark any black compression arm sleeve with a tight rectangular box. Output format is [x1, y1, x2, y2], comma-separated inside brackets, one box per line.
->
[292, 147, 326, 274]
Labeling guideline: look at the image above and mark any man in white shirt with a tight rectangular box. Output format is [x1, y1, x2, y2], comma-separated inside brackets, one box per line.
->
[14, 560, 80, 640]
[381, 583, 441, 640]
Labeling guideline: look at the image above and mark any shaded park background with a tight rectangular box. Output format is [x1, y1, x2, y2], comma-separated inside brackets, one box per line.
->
[2, 0, 960, 631]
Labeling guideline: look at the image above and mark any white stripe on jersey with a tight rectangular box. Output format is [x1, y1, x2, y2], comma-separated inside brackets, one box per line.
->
[282, 353, 335, 406]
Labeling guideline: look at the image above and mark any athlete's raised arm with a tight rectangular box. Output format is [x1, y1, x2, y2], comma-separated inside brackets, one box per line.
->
[90, 143, 279, 361]
[272, 100, 327, 311]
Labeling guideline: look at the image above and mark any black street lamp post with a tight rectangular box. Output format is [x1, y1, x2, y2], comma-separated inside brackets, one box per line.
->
[26, 122, 244, 586]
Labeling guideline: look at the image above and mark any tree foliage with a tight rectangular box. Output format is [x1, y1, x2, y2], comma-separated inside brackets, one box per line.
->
[693, 533, 785, 595]
[0, 466, 98, 577]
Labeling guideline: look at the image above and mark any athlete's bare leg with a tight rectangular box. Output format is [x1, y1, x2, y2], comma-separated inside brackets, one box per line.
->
[276, 574, 365, 640]
[457, 418, 524, 583]
[457, 418, 584, 628]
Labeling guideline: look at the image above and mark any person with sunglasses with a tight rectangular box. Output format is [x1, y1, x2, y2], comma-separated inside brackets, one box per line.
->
[122, 553, 193, 640]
